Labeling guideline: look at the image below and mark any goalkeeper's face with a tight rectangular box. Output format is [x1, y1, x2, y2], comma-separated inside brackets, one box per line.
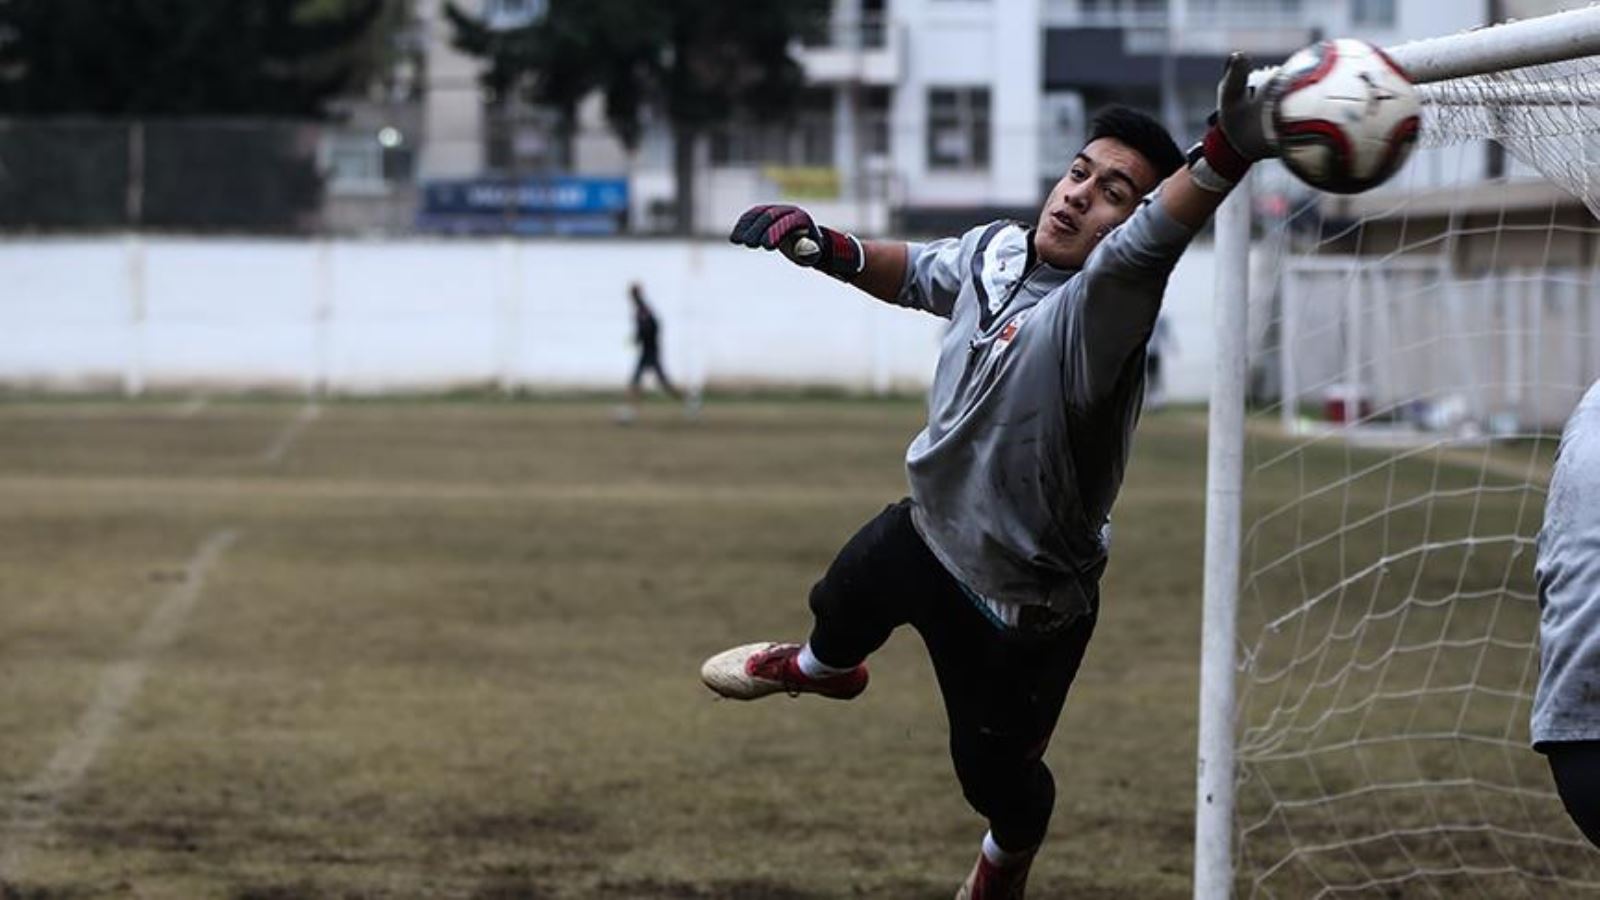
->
[1035, 137, 1159, 270]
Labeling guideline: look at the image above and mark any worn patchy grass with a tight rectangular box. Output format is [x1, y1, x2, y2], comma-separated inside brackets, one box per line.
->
[0, 399, 1586, 898]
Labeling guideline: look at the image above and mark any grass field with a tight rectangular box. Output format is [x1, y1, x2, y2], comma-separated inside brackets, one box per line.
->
[0, 397, 1588, 899]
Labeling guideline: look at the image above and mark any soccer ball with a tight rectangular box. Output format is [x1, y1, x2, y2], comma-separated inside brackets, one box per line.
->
[1268, 38, 1422, 194]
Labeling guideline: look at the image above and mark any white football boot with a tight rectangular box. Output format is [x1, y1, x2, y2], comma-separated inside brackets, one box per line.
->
[700, 642, 867, 700]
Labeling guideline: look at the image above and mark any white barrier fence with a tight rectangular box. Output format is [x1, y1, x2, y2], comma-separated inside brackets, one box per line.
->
[1, 236, 1218, 398]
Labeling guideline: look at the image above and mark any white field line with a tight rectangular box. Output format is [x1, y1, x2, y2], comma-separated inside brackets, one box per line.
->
[255, 399, 320, 465]
[0, 528, 238, 884]
[173, 395, 209, 419]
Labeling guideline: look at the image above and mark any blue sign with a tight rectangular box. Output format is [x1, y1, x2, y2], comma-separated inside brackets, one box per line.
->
[417, 176, 629, 235]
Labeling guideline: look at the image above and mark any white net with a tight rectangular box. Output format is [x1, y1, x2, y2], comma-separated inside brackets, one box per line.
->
[1234, 50, 1600, 897]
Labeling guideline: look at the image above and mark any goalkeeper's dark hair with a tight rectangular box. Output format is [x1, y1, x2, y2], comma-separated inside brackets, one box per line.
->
[1085, 105, 1184, 184]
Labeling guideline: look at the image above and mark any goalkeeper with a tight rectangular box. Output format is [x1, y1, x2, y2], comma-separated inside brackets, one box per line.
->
[1533, 377, 1600, 849]
[703, 57, 1273, 898]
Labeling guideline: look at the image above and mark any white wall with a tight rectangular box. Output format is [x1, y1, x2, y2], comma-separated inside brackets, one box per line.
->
[0, 236, 1219, 402]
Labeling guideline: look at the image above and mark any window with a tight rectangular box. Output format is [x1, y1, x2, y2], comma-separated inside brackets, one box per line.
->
[709, 89, 835, 167]
[803, 0, 888, 51]
[484, 106, 568, 174]
[861, 87, 892, 159]
[862, 0, 887, 49]
[484, 0, 546, 30]
[323, 132, 384, 193]
[1351, 0, 1395, 26]
[927, 87, 990, 171]
[1189, 0, 1301, 26]
[1071, 0, 1168, 26]
[1080, 0, 1168, 14]
[1040, 92, 1084, 182]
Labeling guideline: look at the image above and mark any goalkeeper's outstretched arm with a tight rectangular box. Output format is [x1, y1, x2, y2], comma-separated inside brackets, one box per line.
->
[727, 204, 910, 304]
[850, 240, 911, 303]
[1159, 166, 1232, 229]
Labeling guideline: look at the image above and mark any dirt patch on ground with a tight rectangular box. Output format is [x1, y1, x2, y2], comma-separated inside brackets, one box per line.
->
[595, 879, 827, 900]
[231, 885, 323, 900]
[231, 882, 403, 900]
[466, 864, 556, 900]
[64, 817, 210, 854]
[0, 882, 93, 900]
[442, 805, 598, 842]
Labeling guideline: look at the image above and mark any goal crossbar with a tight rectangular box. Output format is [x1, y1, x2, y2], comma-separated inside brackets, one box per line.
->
[1241, 6, 1600, 89]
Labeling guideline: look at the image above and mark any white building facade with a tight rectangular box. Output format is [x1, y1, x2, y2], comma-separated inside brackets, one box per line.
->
[330, 0, 1501, 236]
[578, 0, 1491, 236]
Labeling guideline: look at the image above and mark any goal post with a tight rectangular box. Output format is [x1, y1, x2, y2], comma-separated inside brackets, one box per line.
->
[1197, 7, 1600, 898]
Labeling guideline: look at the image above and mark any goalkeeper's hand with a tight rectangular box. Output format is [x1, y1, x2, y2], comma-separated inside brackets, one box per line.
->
[728, 204, 864, 282]
[1215, 52, 1278, 162]
[1189, 52, 1279, 193]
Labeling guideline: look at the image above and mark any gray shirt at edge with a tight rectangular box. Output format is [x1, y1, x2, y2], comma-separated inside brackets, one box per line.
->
[1532, 377, 1600, 747]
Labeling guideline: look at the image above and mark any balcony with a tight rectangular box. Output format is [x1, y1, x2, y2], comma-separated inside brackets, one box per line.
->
[1044, 0, 1172, 29]
[1044, 0, 1334, 55]
[795, 13, 901, 86]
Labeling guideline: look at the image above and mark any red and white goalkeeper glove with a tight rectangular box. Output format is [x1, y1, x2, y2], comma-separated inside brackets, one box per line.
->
[728, 204, 865, 282]
[1188, 52, 1279, 193]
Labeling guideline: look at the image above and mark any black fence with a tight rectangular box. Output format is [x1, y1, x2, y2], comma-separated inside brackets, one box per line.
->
[0, 120, 324, 232]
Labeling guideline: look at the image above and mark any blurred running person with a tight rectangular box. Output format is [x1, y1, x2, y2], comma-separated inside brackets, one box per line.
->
[703, 56, 1277, 900]
[1532, 376, 1600, 849]
[618, 282, 687, 424]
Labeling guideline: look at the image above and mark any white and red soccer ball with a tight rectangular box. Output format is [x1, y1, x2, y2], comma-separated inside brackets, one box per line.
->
[1268, 38, 1422, 194]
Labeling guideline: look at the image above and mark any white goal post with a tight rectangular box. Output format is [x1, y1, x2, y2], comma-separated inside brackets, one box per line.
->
[1197, 7, 1600, 898]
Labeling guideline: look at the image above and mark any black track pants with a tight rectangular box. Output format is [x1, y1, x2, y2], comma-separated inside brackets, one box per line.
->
[805, 499, 1097, 852]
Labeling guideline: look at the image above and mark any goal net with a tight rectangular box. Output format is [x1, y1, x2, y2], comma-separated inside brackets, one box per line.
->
[1209, 11, 1600, 898]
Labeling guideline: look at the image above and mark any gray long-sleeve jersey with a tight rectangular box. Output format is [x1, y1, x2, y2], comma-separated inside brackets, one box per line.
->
[1532, 378, 1600, 748]
[891, 197, 1198, 623]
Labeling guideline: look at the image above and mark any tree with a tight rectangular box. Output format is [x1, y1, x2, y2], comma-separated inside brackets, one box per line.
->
[446, 0, 827, 234]
[0, 0, 388, 231]
[0, 0, 385, 117]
